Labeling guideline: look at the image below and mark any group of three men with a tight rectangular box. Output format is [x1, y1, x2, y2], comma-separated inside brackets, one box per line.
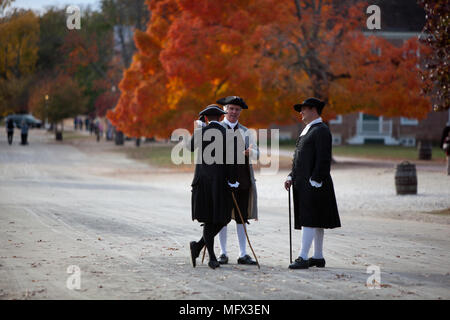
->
[189, 96, 341, 270]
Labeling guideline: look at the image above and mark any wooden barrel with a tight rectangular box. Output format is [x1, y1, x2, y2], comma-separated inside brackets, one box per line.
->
[395, 161, 417, 195]
[418, 141, 432, 160]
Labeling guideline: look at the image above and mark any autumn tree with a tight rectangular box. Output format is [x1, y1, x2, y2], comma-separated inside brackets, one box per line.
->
[29, 74, 87, 139]
[107, 0, 186, 138]
[59, 7, 120, 117]
[162, 0, 430, 123]
[0, 9, 39, 116]
[109, 0, 432, 138]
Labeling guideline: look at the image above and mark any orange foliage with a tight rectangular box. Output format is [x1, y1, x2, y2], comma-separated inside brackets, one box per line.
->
[108, 0, 431, 138]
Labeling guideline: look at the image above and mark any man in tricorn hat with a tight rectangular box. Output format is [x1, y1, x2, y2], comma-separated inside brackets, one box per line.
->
[284, 97, 341, 269]
[215, 96, 259, 265]
[189, 104, 238, 269]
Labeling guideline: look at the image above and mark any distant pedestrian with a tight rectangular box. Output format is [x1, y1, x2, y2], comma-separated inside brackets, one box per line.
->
[106, 122, 113, 140]
[85, 118, 89, 131]
[20, 119, 29, 145]
[95, 121, 100, 142]
[6, 118, 14, 145]
[442, 127, 450, 175]
[98, 122, 103, 139]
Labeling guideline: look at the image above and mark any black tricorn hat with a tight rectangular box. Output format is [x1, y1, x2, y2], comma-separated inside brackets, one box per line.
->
[199, 104, 228, 116]
[216, 96, 248, 109]
[293, 97, 326, 113]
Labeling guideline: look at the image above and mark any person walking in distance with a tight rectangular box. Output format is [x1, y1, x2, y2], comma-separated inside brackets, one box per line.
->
[6, 118, 15, 145]
[20, 119, 29, 145]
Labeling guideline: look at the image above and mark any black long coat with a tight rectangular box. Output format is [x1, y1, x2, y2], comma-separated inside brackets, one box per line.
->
[289, 122, 341, 230]
[190, 122, 234, 225]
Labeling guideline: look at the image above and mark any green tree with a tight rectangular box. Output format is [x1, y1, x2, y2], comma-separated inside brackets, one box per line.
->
[36, 7, 68, 73]
[101, 0, 149, 68]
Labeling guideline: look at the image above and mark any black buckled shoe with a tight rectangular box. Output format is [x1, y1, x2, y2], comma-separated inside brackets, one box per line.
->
[218, 254, 229, 265]
[288, 257, 309, 269]
[208, 260, 220, 269]
[308, 257, 326, 268]
[189, 241, 200, 268]
[237, 254, 257, 265]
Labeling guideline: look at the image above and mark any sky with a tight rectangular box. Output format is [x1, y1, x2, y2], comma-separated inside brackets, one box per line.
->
[9, 0, 101, 14]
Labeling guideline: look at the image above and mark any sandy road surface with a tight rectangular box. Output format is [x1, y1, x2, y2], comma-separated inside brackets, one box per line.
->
[0, 129, 449, 300]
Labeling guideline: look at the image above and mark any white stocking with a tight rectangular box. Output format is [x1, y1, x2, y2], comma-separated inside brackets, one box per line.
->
[299, 227, 315, 260]
[313, 228, 324, 259]
[218, 225, 227, 256]
[236, 223, 247, 258]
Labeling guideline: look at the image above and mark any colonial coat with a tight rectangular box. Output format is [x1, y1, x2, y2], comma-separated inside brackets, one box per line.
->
[190, 122, 234, 225]
[221, 121, 258, 221]
[289, 122, 340, 230]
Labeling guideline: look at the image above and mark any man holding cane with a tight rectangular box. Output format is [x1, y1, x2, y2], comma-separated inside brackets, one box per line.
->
[284, 98, 341, 269]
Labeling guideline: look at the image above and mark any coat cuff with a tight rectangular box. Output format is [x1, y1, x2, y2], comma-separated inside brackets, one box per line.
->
[309, 177, 322, 188]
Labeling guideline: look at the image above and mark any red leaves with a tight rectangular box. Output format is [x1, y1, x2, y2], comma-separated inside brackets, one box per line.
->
[108, 0, 433, 138]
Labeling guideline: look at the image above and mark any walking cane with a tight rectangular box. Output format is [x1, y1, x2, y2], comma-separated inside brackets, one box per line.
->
[231, 191, 260, 269]
[201, 245, 206, 264]
[288, 187, 293, 264]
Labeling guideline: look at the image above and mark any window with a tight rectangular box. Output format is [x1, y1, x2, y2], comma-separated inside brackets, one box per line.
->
[329, 115, 342, 124]
[332, 134, 342, 145]
[362, 114, 379, 121]
[400, 136, 416, 147]
[400, 117, 418, 126]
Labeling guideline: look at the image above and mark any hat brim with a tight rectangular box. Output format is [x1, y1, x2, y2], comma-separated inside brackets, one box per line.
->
[216, 97, 248, 109]
[199, 105, 228, 116]
[293, 103, 323, 113]
[293, 103, 306, 112]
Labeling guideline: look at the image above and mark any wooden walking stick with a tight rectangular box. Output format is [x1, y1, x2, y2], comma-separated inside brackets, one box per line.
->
[288, 188, 293, 264]
[201, 245, 206, 264]
[231, 191, 260, 269]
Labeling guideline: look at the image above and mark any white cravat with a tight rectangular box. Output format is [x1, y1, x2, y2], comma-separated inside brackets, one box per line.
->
[223, 118, 238, 129]
[287, 117, 323, 187]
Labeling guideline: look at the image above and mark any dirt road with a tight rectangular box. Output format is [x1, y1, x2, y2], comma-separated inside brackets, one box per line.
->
[0, 129, 449, 300]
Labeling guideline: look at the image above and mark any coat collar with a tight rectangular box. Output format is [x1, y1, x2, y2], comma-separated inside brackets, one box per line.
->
[206, 121, 224, 130]
[300, 117, 323, 137]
